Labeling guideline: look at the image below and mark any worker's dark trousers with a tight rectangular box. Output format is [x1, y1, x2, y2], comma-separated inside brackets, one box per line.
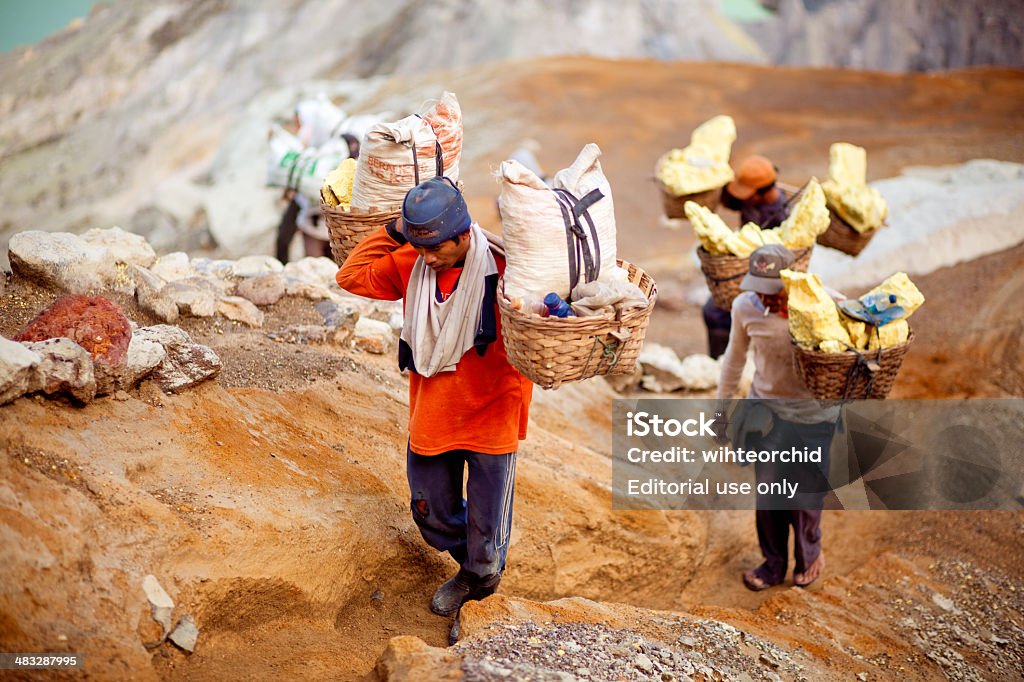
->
[702, 298, 732, 359]
[406, 445, 516, 581]
[275, 198, 300, 264]
[748, 419, 835, 585]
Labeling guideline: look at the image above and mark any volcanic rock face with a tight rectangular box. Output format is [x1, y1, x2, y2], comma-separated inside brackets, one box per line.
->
[751, 0, 1024, 72]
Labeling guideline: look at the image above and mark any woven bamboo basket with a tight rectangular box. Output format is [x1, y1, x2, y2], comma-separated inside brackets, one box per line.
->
[323, 203, 402, 266]
[816, 206, 880, 256]
[658, 182, 722, 220]
[792, 329, 914, 400]
[498, 260, 657, 390]
[698, 245, 812, 311]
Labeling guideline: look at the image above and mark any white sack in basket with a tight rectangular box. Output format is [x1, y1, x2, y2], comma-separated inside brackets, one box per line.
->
[499, 143, 626, 300]
[351, 115, 445, 210]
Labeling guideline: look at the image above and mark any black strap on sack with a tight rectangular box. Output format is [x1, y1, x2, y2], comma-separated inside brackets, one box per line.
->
[553, 187, 604, 296]
[411, 140, 445, 185]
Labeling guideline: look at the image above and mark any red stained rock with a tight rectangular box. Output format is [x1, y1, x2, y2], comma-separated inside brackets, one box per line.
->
[15, 295, 132, 367]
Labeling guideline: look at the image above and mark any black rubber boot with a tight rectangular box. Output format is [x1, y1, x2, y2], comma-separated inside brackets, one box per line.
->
[430, 568, 500, 617]
[430, 569, 473, 616]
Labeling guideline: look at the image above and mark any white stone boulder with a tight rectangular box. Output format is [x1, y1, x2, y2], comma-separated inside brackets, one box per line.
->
[0, 336, 41, 405]
[231, 255, 283, 278]
[216, 296, 265, 328]
[8, 231, 118, 294]
[353, 317, 393, 354]
[80, 226, 157, 268]
[22, 338, 97, 403]
[236, 273, 287, 306]
[150, 252, 194, 283]
[135, 326, 221, 392]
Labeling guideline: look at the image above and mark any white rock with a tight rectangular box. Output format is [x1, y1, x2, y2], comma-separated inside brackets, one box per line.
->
[162, 281, 217, 318]
[0, 336, 41, 405]
[284, 278, 332, 301]
[190, 258, 236, 280]
[130, 265, 178, 324]
[168, 614, 199, 653]
[216, 296, 265, 328]
[231, 255, 284, 278]
[678, 354, 721, 390]
[638, 343, 688, 393]
[283, 256, 339, 287]
[354, 317, 393, 354]
[387, 311, 404, 331]
[136, 325, 221, 392]
[80, 226, 157, 267]
[150, 252, 194, 282]
[142, 575, 175, 633]
[236, 273, 286, 306]
[124, 332, 167, 387]
[22, 338, 97, 403]
[8, 231, 117, 294]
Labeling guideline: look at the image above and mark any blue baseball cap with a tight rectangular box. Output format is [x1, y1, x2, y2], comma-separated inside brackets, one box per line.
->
[401, 177, 472, 247]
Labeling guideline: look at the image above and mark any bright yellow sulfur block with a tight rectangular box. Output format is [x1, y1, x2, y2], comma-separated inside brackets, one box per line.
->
[778, 179, 831, 249]
[782, 269, 852, 350]
[322, 157, 357, 209]
[725, 221, 784, 258]
[686, 201, 734, 255]
[865, 272, 925, 319]
[656, 115, 736, 195]
[821, 142, 888, 233]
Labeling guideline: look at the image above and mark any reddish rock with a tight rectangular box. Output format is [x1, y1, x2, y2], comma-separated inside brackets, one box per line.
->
[15, 295, 132, 368]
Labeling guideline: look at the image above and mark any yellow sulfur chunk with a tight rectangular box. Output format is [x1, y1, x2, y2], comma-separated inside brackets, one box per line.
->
[820, 340, 847, 354]
[322, 157, 357, 209]
[821, 142, 888, 233]
[778, 179, 831, 249]
[656, 115, 736, 195]
[686, 201, 734, 255]
[864, 272, 925, 319]
[782, 269, 852, 350]
[725, 222, 783, 258]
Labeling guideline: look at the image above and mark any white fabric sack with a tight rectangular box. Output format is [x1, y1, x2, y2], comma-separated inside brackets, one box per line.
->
[296, 96, 345, 148]
[499, 143, 625, 300]
[335, 112, 395, 145]
[266, 125, 304, 188]
[295, 139, 349, 201]
[351, 115, 445, 210]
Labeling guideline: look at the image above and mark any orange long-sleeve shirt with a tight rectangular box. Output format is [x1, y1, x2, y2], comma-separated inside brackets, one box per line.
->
[336, 227, 533, 456]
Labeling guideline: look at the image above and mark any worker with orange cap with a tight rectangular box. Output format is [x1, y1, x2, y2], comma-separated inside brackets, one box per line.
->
[703, 155, 792, 359]
[721, 155, 789, 230]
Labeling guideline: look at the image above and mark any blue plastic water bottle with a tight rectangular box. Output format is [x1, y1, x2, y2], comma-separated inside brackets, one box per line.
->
[543, 293, 576, 318]
[860, 292, 904, 325]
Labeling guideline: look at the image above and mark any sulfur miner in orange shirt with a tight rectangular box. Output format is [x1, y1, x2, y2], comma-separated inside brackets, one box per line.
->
[336, 177, 533, 622]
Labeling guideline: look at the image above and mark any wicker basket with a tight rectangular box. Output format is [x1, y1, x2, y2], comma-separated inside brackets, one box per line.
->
[658, 182, 722, 220]
[792, 330, 914, 400]
[498, 260, 657, 390]
[816, 206, 880, 256]
[323, 203, 402, 266]
[698, 245, 812, 311]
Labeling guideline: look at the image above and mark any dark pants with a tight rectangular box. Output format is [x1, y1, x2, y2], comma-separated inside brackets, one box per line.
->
[275, 198, 300, 264]
[702, 298, 731, 359]
[406, 446, 516, 581]
[748, 418, 835, 585]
